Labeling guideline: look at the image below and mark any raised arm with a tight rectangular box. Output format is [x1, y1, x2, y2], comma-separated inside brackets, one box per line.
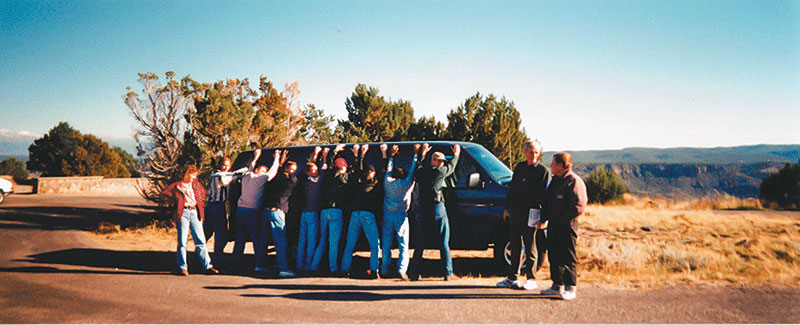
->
[266, 149, 282, 180]
[248, 149, 262, 171]
[441, 144, 461, 177]
[405, 144, 420, 181]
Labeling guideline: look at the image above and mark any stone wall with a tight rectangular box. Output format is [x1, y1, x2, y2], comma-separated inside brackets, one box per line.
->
[36, 176, 149, 195]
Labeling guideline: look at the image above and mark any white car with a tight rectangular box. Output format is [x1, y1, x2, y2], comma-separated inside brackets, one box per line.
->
[0, 177, 13, 205]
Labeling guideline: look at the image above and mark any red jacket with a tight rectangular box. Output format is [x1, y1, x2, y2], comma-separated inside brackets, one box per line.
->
[161, 179, 207, 224]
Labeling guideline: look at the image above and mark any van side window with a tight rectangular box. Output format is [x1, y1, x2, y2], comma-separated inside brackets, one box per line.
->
[455, 155, 479, 188]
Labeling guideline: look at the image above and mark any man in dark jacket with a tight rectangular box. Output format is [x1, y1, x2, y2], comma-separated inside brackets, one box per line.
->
[340, 144, 385, 278]
[294, 146, 327, 272]
[540, 152, 587, 300]
[309, 144, 357, 274]
[262, 152, 298, 278]
[497, 139, 550, 290]
[410, 143, 461, 281]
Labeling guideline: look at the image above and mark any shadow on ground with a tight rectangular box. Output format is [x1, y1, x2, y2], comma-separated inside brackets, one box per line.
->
[0, 206, 161, 231]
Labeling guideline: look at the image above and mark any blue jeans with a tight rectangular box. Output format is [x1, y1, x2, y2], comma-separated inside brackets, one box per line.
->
[341, 210, 380, 273]
[381, 209, 410, 275]
[232, 207, 263, 268]
[263, 209, 290, 272]
[310, 208, 343, 272]
[411, 202, 452, 276]
[204, 201, 229, 264]
[176, 209, 212, 271]
[296, 211, 319, 271]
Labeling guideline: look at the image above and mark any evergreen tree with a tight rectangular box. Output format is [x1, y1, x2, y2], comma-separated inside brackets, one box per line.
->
[760, 160, 800, 210]
[585, 167, 628, 204]
[445, 93, 529, 167]
[339, 84, 414, 142]
[0, 157, 29, 181]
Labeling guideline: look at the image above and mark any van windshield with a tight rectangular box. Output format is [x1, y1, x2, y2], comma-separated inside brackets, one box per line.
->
[463, 145, 513, 185]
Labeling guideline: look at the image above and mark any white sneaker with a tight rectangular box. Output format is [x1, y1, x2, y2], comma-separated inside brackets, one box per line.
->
[522, 280, 538, 290]
[560, 286, 576, 300]
[540, 285, 563, 295]
[278, 270, 296, 278]
[497, 278, 523, 288]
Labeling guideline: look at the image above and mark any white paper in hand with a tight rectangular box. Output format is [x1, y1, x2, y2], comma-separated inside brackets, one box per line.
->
[527, 208, 541, 227]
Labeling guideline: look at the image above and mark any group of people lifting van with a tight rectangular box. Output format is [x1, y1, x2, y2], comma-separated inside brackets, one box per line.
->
[161, 140, 587, 300]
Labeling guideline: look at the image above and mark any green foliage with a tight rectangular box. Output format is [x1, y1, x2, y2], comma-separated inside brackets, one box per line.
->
[407, 115, 445, 141]
[0, 157, 29, 181]
[445, 93, 529, 167]
[26, 122, 130, 178]
[26, 122, 78, 176]
[300, 104, 340, 144]
[339, 84, 415, 142]
[760, 160, 800, 210]
[113, 147, 140, 177]
[585, 167, 628, 204]
[187, 77, 305, 172]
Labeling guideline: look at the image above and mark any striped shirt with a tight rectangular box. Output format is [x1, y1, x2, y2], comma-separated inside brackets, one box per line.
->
[207, 167, 248, 202]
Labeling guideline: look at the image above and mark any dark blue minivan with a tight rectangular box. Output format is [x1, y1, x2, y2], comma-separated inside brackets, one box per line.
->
[231, 141, 518, 267]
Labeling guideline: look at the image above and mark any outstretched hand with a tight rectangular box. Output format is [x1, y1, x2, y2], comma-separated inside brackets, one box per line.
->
[413, 143, 421, 155]
[360, 143, 369, 156]
[391, 145, 400, 157]
[452, 144, 461, 157]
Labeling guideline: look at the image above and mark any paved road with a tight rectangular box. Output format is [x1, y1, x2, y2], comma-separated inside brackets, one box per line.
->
[1, 194, 798, 323]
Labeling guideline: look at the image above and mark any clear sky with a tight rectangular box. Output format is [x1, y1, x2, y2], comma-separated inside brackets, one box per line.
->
[1, 0, 798, 154]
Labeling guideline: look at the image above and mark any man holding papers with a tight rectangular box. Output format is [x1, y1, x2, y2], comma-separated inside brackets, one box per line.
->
[496, 139, 550, 290]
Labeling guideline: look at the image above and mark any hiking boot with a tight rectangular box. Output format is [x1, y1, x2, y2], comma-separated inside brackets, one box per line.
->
[540, 284, 563, 296]
[205, 267, 219, 275]
[560, 286, 576, 300]
[444, 274, 460, 281]
[522, 279, 538, 290]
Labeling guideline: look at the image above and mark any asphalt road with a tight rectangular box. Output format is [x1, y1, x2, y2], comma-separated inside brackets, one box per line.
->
[1, 194, 798, 323]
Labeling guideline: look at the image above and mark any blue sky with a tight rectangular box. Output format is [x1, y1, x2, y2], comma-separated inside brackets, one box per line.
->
[1, 0, 798, 154]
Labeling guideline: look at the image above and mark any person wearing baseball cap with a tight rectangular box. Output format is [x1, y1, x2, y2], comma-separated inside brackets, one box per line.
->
[409, 143, 461, 281]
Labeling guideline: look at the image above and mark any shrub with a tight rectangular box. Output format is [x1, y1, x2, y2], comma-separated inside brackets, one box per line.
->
[585, 167, 628, 204]
[759, 160, 800, 210]
[0, 157, 29, 182]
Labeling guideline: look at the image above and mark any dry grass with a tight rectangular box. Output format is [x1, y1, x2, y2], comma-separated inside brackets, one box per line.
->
[578, 199, 800, 287]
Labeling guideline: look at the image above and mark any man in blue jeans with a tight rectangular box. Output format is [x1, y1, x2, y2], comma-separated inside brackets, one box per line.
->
[410, 143, 460, 281]
[204, 157, 248, 270]
[262, 154, 298, 278]
[295, 146, 327, 272]
[310, 144, 355, 274]
[380, 143, 425, 280]
[340, 144, 384, 278]
[232, 149, 283, 272]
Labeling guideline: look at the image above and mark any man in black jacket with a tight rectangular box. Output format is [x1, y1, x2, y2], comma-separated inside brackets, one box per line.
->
[262, 152, 298, 278]
[496, 139, 550, 290]
[410, 143, 461, 281]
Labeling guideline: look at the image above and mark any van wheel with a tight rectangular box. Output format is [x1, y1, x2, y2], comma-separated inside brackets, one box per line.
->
[493, 239, 524, 268]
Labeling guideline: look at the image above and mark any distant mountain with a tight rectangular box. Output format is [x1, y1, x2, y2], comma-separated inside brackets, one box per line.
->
[543, 144, 800, 164]
[573, 162, 783, 199]
[538, 144, 799, 199]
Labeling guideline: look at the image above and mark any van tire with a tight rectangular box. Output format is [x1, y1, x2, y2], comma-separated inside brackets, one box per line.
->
[493, 239, 524, 268]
